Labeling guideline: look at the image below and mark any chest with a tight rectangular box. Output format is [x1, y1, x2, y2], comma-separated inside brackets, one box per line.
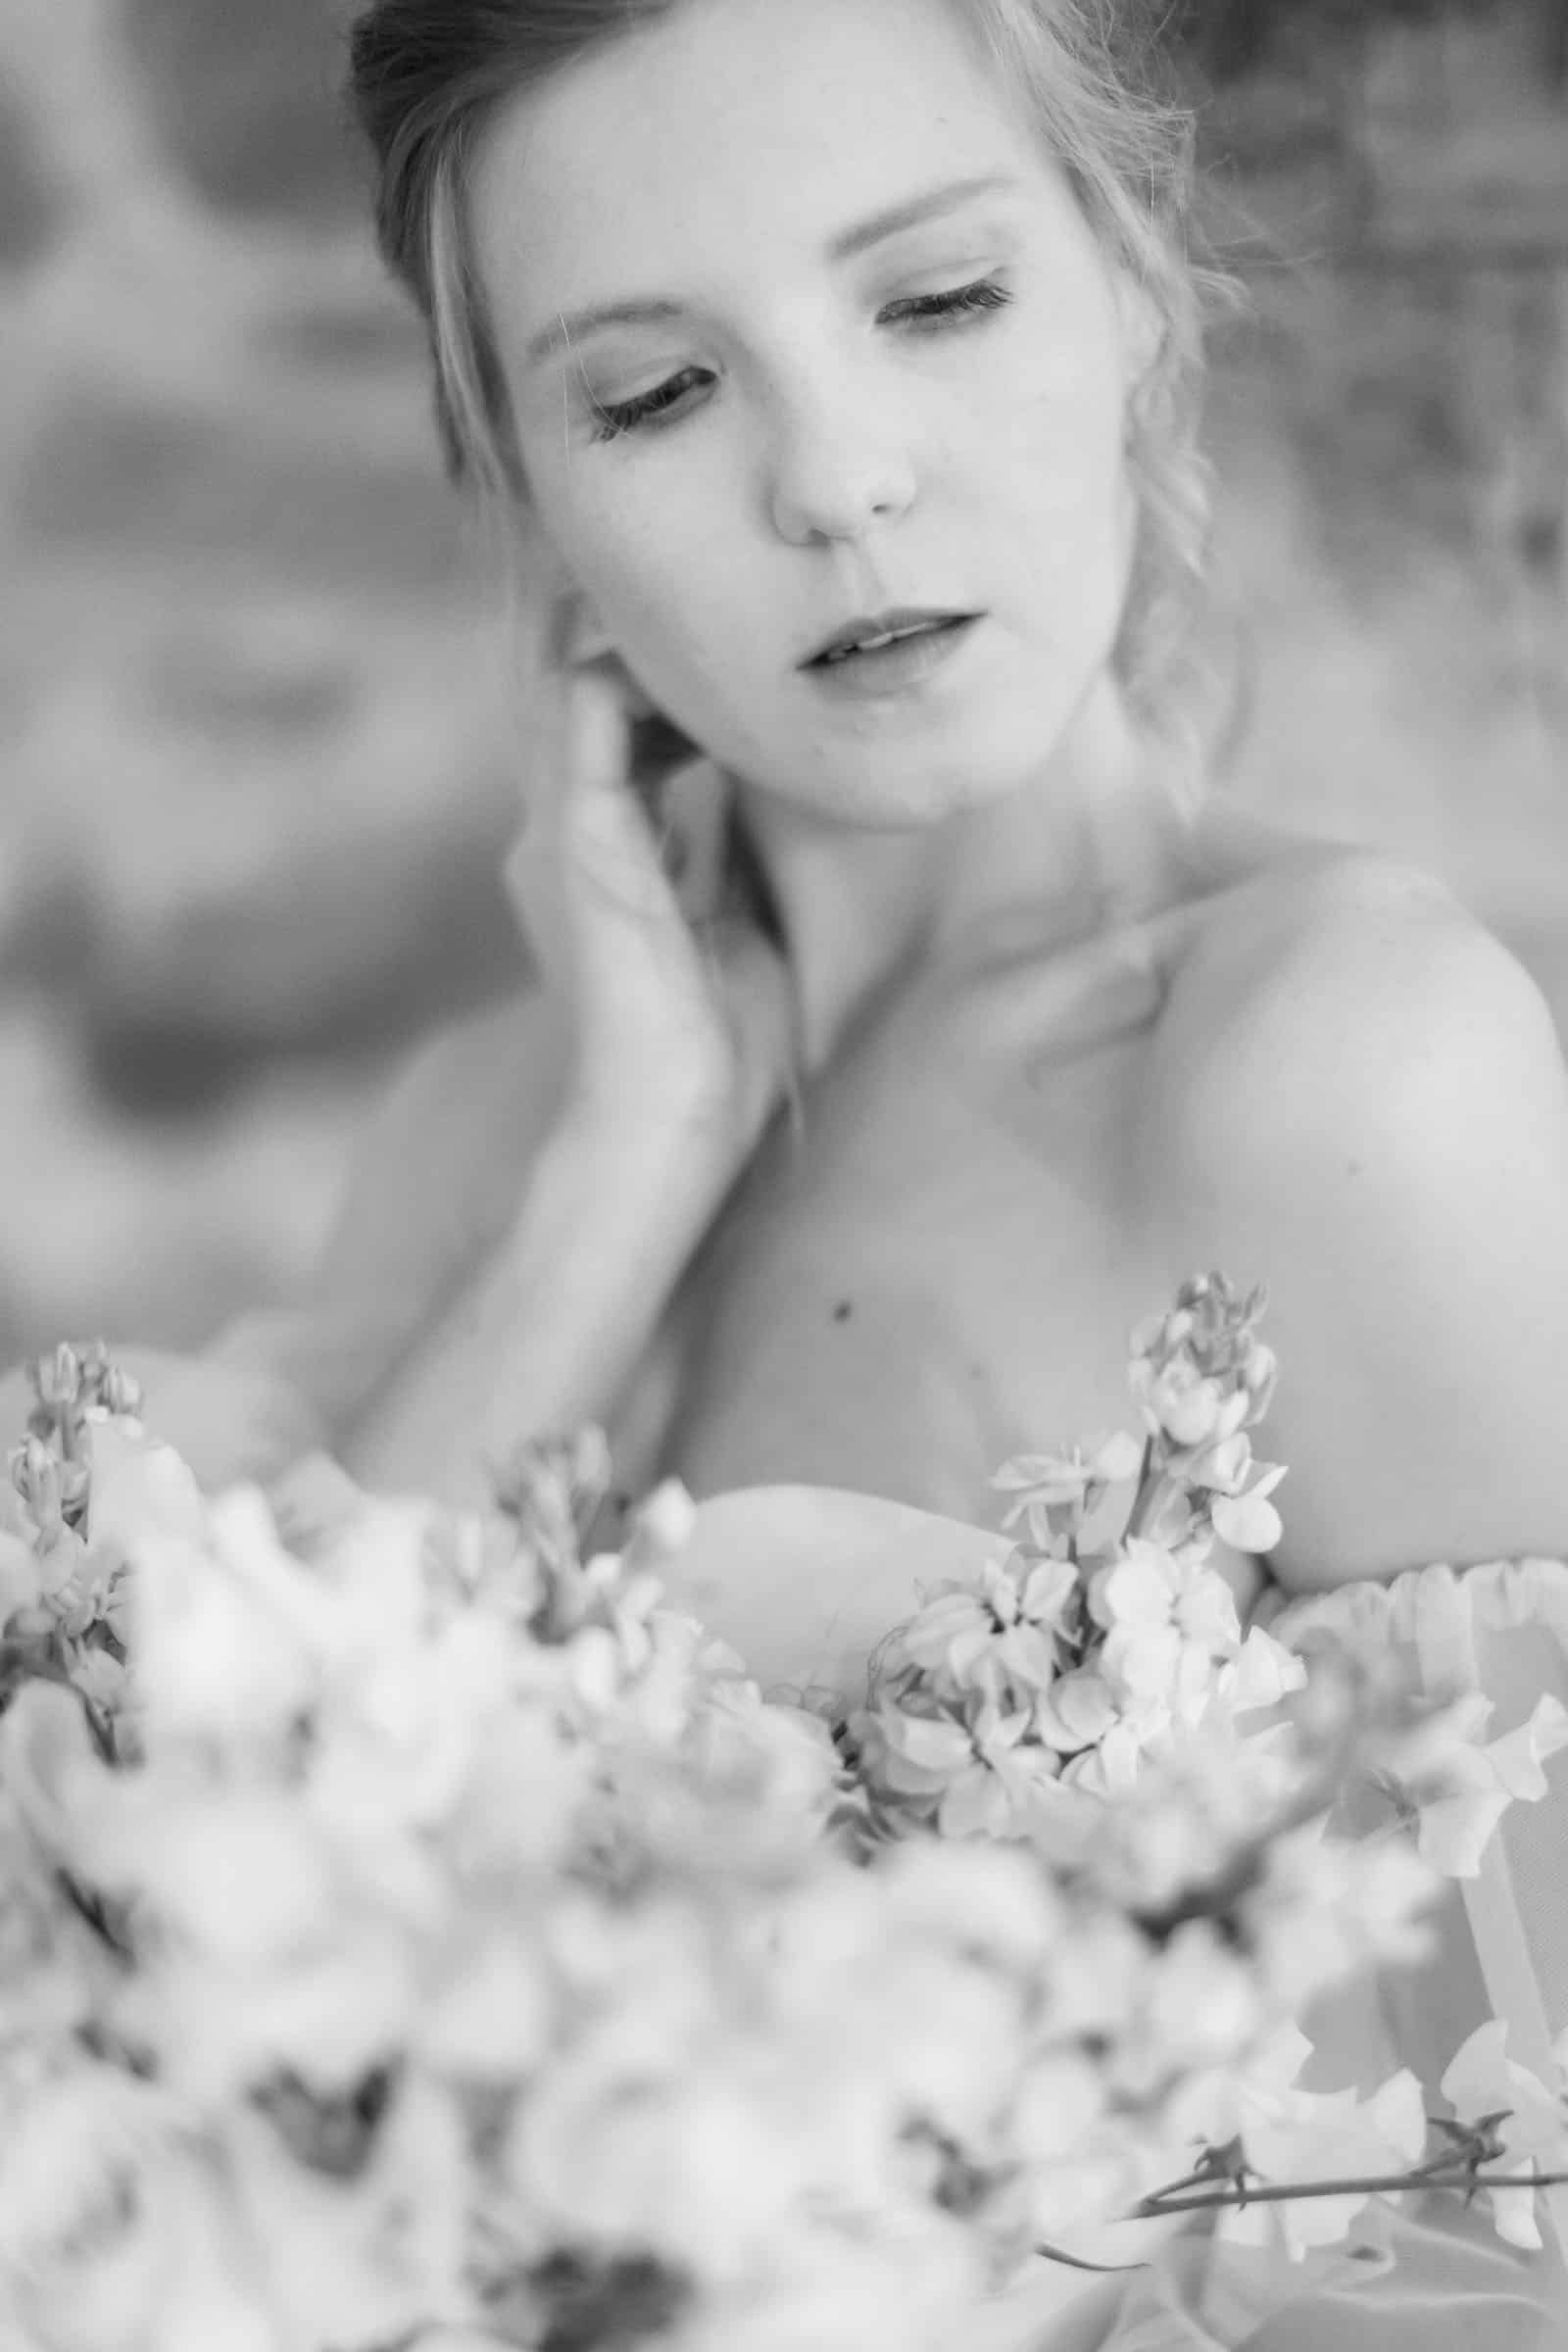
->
[612, 981, 1171, 1527]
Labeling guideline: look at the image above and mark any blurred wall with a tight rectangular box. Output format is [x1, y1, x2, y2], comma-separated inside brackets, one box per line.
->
[1, 0, 528, 1363]
[1203, 4, 1567, 920]
[0, 0, 1564, 1368]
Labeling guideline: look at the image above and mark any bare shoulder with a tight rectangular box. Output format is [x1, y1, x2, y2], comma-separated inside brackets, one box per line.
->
[1145, 849, 1568, 1589]
[1153, 847, 1556, 1154]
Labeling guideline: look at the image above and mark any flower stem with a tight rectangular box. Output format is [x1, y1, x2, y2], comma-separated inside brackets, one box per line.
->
[1134, 2163, 1568, 2219]
[1124, 1443, 1159, 1542]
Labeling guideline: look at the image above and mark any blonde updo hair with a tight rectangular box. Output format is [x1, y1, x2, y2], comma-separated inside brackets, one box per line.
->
[347, 0, 1241, 749]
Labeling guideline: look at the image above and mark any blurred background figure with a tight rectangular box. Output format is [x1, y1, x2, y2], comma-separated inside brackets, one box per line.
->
[0, 0, 1564, 1369]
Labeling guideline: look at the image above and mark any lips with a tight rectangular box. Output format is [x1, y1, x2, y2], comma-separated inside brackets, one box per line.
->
[804, 609, 978, 667]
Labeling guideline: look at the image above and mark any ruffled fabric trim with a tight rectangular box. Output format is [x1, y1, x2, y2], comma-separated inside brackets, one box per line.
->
[1264, 1555, 1568, 1686]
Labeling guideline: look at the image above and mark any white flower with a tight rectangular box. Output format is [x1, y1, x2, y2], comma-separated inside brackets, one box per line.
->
[879, 1704, 978, 1779]
[684, 1677, 841, 1824]
[87, 1785, 344, 1965]
[1010, 2051, 1107, 2162]
[81, 1420, 205, 1557]
[1225, 2068, 1429, 2259]
[143, 2157, 281, 2352]
[1087, 1543, 1170, 1637]
[508, 2046, 805, 2285]
[871, 1839, 1060, 1979]
[1100, 1922, 1265, 2114]
[221, 2067, 468, 2349]
[696, 2218, 981, 2352]
[1219, 1627, 1306, 1715]
[421, 1923, 554, 2080]
[0, 2064, 186, 2352]
[894, 1555, 1075, 1715]
[1139, 1359, 1231, 1448]
[128, 1926, 423, 2118]
[1088, 1540, 1247, 1733]
[1032, 1912, 1151, 2048]
[1242, 1825, 1436, 2013]
[1441, 2021, 1568, 2249]
[0, 1526, 42, 1623]
[625, 1475, 699, 1561]
[124, 1527, 326, 1765]
[992, 1434, 1143, 1549]
[309, 1613, 510, 1839]
[1395, 1692, 1568, 1879]
[1209, 1463, 1287, 1556]
[1061, 1716, 1149, 1798]
[1032, 1668, 1118, 1756]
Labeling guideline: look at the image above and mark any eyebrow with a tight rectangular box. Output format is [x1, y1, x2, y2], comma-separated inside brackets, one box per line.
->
[522, 172, 1020, 369]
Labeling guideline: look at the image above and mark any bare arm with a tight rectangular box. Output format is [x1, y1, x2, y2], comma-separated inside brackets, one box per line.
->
[209, 983, 573, 1450]
[209, 706, 793, 1497]
[0, 987, 574, 1492]
[334, 1096, 743, 1505]
[6, 655, 795, 1501]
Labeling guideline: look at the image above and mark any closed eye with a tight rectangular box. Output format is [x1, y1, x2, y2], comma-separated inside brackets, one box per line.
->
[588, 277, 1015, 444]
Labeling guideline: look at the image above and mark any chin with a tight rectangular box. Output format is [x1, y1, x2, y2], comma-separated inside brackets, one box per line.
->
[854, 712, 1082, 824]
[808, 767, 1044, 837]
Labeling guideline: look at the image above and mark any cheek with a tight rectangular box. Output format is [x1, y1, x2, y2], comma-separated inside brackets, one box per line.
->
[553, 499, 767, 752]
[543, 483, 713, 672]
[999, 332, 1127, 512]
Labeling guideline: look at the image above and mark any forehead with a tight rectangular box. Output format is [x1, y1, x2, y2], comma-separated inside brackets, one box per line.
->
[470, 0, 1055, 330]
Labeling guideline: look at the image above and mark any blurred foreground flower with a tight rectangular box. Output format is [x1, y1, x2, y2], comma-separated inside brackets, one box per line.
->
[0, 1280, 1566, 2349]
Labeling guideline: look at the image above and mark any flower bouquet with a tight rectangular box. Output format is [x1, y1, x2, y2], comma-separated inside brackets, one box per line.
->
[2, 1284, 1568, 2352]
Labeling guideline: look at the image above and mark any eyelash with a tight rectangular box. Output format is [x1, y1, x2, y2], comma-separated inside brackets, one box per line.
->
[587, 276, 1014, 444]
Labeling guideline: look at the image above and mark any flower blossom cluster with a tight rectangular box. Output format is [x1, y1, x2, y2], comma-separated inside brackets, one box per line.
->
[3, 1278, 1568, 2350]
[2, 1372, 1005, 2352]
[2, 1342, 144, 1745]
[840, 1274, 1303, 1837]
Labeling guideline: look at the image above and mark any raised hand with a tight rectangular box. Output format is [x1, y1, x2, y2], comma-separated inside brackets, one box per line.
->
[504, 602, 800, 1187]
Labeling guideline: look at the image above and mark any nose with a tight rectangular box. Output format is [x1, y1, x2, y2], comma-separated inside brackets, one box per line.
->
[765, 379, 918, 546]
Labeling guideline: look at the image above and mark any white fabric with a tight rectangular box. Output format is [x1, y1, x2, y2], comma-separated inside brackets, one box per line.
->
[676, 1489, 1568, 2345]
[1067, 1557, 1568, 2351]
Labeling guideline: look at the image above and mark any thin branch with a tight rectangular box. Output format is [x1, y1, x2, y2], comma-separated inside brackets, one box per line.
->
[1131, 2163, 1568, 2220]
[1032, 2239, 1148, 2275]
[1139, 2137, 1479, 2215]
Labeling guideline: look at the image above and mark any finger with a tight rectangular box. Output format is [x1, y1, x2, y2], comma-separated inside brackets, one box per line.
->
[661, 755, 731, 925]
[506, 668, 634, 966]
[697, 911, 797, 1150]
[564, 661, 632, 805]
[562, 679, 681, 928]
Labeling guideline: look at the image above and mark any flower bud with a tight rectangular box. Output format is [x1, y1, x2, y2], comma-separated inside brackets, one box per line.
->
[632, 1478, 697, 1560]
[98, 1369, 143, 1422]
[13, 1439, 65, 1535]
[1152, 1367, 1224, 1449]
[34, 1345, 82, 1414]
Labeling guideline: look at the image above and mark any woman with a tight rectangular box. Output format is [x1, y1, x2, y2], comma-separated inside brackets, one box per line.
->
[9, 2, 1568, 2341]
[143, 0, 1568, 1597]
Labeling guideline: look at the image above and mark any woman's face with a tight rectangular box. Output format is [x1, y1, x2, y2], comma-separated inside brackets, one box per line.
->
[471, 0, 1149, 829]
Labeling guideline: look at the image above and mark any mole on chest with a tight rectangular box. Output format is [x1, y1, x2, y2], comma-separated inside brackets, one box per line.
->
[659, 1073, 1158, 1518]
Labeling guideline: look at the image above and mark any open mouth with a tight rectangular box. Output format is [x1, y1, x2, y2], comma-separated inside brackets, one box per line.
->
[808, 614, 976, 667]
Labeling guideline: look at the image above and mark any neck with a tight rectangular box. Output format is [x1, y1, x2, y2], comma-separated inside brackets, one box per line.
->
[731, 673, 1197, 1074]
